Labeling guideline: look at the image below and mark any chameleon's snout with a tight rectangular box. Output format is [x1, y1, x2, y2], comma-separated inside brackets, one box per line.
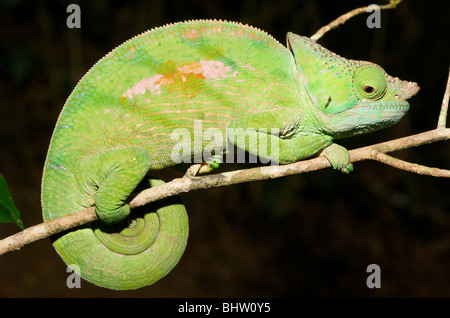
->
[389, 76, 420, 100]
[403, 80, 420, 100]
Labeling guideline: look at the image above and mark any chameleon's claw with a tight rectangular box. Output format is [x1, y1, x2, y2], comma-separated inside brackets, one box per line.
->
[198, 155, 222, 174]
[198, 163, 214, 174]
[340, 163, 353, 174]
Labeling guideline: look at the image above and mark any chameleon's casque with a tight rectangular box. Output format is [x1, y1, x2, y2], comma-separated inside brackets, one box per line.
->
[41, 20, 419, 290]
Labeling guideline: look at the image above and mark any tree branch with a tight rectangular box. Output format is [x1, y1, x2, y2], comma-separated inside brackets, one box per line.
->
[2, 127, 449, 255]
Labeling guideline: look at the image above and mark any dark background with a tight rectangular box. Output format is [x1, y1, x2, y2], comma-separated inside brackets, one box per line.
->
[0, 0, 449, 297]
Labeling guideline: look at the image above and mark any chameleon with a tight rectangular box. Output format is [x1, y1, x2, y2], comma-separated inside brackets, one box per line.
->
[41, 19, 419, 290]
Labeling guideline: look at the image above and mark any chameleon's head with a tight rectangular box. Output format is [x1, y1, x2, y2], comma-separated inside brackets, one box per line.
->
[287, 33, 419, 138]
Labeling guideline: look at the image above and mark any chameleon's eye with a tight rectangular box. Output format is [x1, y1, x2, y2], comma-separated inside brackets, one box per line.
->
[363, 85, 374, 94]
[354, 65, 387, 100]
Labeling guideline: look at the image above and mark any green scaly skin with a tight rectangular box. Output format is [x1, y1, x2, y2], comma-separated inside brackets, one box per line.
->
[41, 20, 419, 290]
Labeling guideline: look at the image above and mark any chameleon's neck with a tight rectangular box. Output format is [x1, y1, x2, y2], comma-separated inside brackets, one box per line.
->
[317, 111, 363, 139]
[294, 94, 375, 140]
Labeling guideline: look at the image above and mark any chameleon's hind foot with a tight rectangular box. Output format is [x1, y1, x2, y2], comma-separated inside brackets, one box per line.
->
[80, 147, 151, 225]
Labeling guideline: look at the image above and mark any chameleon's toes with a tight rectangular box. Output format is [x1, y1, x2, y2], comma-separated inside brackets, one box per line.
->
[320, 143, 353, 174]
[198, 163, 215, 174]
[198, 154, 222, 174]
[340, 163, 354, 174]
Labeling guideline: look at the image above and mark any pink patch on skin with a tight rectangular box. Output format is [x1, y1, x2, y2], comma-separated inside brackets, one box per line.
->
[123, 59, 245, 99]
[242, 64, 255, 71]
[178, 59, 237, 79]
[122, 74, 164, 99]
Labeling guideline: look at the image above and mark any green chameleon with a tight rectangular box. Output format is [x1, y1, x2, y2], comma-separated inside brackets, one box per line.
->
[41, 20, 419, 290]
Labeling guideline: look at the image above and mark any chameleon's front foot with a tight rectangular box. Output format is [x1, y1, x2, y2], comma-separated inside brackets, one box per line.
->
[320, 143, 353, 174]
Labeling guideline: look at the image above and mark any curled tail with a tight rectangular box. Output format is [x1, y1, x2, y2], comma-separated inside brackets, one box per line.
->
[42, 147, 189, 290]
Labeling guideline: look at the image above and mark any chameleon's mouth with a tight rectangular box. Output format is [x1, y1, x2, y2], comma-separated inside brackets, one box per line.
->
[346, 100, 410, 133]
[354, 100, 410, 115]
[353, 101, 410, 129]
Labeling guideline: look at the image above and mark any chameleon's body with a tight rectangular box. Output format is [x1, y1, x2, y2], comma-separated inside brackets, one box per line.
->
[41, 20, 419, 290]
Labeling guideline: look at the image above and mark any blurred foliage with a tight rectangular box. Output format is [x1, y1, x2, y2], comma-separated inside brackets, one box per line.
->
[0, 172, 23, 229]
[0, 0, 449, 297]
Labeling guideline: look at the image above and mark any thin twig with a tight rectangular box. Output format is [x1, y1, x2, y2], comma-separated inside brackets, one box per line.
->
[311, 0, 402, 41]
[371, 151, 450, 177]
[437, 66, 450, 128]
